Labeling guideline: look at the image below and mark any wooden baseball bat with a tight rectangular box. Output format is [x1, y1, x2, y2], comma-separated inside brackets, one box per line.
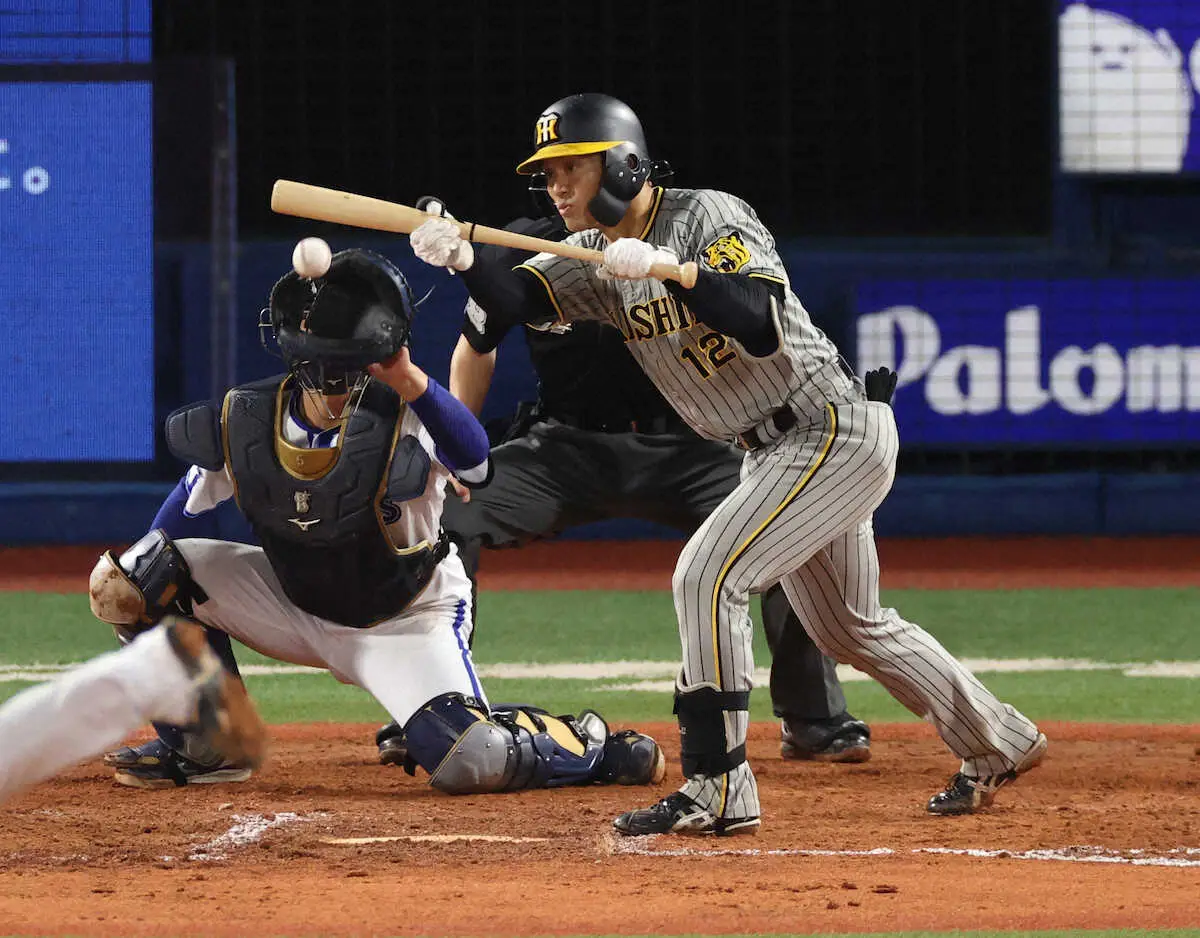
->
[270, 179, 698, 288]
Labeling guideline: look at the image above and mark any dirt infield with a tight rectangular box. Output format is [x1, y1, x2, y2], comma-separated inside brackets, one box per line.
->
[4, 536, 1200, 592]
[0, 721, 1197, 936]
[1, 540, 1197, 935]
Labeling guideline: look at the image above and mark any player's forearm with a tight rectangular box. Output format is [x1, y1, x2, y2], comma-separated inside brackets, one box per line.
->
[449, 335, 497, 416]
[459, 257, 557, 325]
[407, 377, 490, 477]
[150, 476, 222, 540]
[666, 270, 782, 356]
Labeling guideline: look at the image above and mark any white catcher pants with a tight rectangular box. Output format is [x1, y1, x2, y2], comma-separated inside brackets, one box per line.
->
[0, 626, 206, 804]
[673, 400, 1041, 779]
[176, 539, 486, 728]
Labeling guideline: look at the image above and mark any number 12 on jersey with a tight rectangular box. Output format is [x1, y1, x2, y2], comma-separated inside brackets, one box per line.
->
[680, 331, 738, 379]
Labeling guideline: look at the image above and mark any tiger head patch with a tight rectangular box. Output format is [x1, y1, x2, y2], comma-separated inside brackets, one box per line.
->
[700, 233, 751, 274]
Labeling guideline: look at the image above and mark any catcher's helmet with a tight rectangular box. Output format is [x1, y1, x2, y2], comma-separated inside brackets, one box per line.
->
[516, 93, 654, 226]
[264, 248, 413, 395]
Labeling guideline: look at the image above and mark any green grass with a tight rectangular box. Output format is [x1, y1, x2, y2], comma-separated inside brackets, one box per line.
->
[0, 587, 1198, 724]
[467, 587, 1200, 663]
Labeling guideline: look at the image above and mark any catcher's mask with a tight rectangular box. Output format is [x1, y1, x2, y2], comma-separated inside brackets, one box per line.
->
[262, 248, 414, 397]
[517, 92, 671, 227]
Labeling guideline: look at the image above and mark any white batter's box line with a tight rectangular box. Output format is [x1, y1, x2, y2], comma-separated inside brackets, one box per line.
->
[2, 657, 1199, 686]
[606, 834, 1200, 867]
[178, 811, 320, 863]
[321, 834, 550, 845]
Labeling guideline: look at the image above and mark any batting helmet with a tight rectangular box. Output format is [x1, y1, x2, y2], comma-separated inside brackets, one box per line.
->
[516, 93, 654, 227]
[263, 248, 414, 395]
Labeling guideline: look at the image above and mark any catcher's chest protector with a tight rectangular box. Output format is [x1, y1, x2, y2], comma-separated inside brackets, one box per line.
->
[222, 377, 445, 627]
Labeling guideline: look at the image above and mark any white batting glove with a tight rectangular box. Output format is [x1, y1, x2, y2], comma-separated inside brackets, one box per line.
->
[599, 238, 678, 280]
[410, 217, 474, 272]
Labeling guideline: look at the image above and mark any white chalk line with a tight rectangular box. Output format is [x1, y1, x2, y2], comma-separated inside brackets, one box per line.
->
[2, 656, 1199, 686]
[606, 833, 1200, 867]
[163, 811, 319, 862]
[322, 834, 549, 845]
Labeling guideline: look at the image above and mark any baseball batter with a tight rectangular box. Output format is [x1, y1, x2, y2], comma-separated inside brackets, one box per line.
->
[88, 245, 666, 797]
[410, 93, 1047, 833]
[374, 203, 872, 770]
[0, 619, 264, 804]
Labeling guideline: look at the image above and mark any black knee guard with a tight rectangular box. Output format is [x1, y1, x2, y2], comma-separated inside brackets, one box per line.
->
[403, 694, 604, 794]
[89, 529, 207, 640]
[673, 685, 751, 777]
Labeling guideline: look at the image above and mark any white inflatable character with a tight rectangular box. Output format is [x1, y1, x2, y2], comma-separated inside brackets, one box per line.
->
[1059, 3, 1192, 172]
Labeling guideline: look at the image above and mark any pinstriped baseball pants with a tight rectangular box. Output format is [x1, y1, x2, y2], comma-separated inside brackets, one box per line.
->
[672, 400, 1040, 778]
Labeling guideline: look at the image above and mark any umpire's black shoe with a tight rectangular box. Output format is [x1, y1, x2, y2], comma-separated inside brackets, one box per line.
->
[780, 717, 872, 763]
[376, 721, 407, 766]
[927, 732, 1048, 816]
[613, 791, 760, 837]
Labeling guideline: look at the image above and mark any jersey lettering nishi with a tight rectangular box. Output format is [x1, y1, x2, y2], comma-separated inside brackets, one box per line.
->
[180, 394, 451, 551]
[516, 187, 856, 441]
[461, 217, 674, 424]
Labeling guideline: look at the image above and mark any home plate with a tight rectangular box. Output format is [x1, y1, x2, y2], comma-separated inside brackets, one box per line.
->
[321, 834, 549, 845]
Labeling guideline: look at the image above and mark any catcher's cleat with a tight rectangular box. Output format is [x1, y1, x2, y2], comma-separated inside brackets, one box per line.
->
[378, 731, 408, 767]
[165, 618, 266, 771]
[612, 791, 760, 837]
[108, 619, 266, 789]
[780, 717, 872, 764]
[108, 738, 253, 789]
[596, 729, 666, 786]
[376, 721, 407, 766]
[926, 732, 1048, 816]
[575, 709, 666, 786]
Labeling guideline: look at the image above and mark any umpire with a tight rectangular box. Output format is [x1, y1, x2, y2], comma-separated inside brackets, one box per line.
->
[377, 203, 871, 765]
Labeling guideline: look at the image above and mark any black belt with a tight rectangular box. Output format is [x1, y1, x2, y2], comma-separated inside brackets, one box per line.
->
[736, 407, 798, 450]
[548, 412, 688, 435]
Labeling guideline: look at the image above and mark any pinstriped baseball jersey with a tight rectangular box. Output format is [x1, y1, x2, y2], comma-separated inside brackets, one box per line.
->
[510, 183, 1043, 825]
[516, 187, 858, 442]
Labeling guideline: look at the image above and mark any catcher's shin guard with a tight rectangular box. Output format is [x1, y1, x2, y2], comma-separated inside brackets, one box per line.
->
[403, 694, 610, 794]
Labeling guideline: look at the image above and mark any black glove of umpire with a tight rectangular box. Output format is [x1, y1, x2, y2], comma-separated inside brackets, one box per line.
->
[864, 367, 898, 405]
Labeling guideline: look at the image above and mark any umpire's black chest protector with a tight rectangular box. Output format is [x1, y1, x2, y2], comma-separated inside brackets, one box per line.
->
[221, 376, 447, 628]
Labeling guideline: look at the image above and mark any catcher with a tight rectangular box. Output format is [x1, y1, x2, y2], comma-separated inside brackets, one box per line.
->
[88, 245, 665, 795]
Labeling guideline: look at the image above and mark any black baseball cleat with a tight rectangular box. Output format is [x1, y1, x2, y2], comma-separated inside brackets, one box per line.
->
[780, 717, 872, 764]
[575, 709, 665, 786]
[105, 619, 265, 789]
[164, 619, 267, 772]
[376, 721, 407, 766]
[595, 729, 666, 786]
[927, 732, 1049, 816]
[613, 791, 760, 837]
[106, 738, 253, 789]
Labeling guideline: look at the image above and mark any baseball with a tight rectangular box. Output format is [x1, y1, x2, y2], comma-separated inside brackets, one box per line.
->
[292, 237, 332, 279]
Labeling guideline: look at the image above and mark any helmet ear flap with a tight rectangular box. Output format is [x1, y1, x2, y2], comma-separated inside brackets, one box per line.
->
[604, 143, 652, 199]
[588, 144, 653, 226]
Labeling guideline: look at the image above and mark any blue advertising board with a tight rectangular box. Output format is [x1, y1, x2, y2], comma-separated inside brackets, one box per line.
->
[1, 80, 154, 461]
[1060, 1, 1200, 172]
[0, 1, 151, 64]
[855, 278, 1200, 446]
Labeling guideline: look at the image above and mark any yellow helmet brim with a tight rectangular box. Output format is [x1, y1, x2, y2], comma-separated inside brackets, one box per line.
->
[515, 140, 627, 174]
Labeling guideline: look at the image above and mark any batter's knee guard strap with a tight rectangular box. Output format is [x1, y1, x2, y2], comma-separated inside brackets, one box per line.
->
[404, 694, 604, 794]
[673, 686, 751, 777]
[89, 530, 207, 639]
